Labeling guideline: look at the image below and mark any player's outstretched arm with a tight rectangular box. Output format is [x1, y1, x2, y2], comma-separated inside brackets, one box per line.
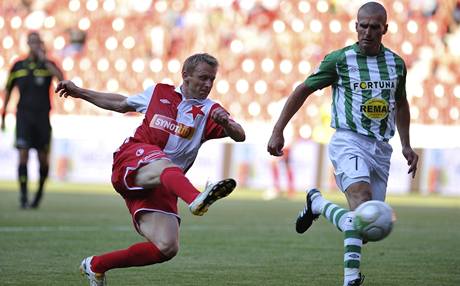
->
[396, 96, 418, 178]
[267, 82, 313, 156]
[55, 80, 135, 113]
[210, 107, 245, 142]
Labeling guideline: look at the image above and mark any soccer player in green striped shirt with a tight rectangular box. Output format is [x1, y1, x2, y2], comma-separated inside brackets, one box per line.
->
[267, 2, 419, 285]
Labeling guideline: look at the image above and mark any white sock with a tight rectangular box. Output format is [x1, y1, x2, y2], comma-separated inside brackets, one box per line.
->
[310, 192, 327, 214]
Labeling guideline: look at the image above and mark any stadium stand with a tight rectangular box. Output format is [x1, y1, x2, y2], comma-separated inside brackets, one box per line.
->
[1, 0, 459, 131]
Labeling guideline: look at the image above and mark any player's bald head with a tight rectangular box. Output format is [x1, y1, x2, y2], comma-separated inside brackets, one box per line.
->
[358, 2, 387, 24]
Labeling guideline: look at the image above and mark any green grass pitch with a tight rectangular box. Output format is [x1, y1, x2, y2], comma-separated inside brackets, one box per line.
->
[0, 181, 459, 285]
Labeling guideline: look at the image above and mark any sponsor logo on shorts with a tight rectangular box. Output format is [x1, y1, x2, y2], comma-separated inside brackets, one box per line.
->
[360, 98, 389, 120]
[150, 114, 194, 139]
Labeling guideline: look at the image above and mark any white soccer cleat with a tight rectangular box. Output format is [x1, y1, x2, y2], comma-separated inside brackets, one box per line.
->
[189, 178, 236, 216]
[80, 256, 106, 286]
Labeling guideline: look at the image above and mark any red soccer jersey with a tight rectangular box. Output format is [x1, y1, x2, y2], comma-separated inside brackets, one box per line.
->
[121, 83, 229, 172]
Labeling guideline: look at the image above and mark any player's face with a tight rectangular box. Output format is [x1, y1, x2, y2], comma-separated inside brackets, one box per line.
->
[27, 34, 44, 57]
[356, 11, 387, 56]
[183, 62, 217, 100]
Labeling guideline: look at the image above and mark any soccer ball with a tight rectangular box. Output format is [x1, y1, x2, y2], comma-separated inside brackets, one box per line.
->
[353, 200, 395, 242]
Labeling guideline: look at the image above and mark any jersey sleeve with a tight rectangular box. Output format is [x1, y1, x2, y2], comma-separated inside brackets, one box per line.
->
[304, 51, 339, 91]
[126, 84, 156, 113]
[203, 103, 229, 141]
[5, 61, 20, 91]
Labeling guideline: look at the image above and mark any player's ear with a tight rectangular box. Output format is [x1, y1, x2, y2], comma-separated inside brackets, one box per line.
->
[383, 23, 388, 35]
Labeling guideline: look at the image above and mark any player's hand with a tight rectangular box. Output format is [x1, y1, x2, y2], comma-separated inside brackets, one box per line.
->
[55, 80, 80, 99]
[267, 132, 285, 156]
[402, 146, 418, 178]
[211, 107, 230, 126]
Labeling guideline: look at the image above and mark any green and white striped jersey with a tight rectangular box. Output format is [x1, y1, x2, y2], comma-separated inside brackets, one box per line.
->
[305, 43, 407, 142]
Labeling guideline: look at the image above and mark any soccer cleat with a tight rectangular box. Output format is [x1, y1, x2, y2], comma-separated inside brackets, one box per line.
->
[346, 273, 365, 286]
[189, 178, 236, 216]
[80, 256, 106, 286]
[295, 189, 321, 234]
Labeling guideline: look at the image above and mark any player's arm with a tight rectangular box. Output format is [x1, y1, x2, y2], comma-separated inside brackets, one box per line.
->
[268, 51, 339, 156]
[395, 88, 418, 178]
[45, 61, 64, 81]
[55, 80, 135, 113]
[267, 82, 314, 156]
[1, 68, 16, 131]
[210, 107, 245, 142]
[37, 45, 64, 81]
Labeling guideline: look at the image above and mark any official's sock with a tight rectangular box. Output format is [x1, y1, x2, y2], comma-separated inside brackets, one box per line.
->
[18, 164, 28, 205]
[91, 242, 170, 273]
[160, 167, 200, 204]
[342, 212, 362, 285]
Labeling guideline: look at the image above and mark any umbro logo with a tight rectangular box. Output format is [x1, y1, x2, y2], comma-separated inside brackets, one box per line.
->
[160, 99, 171, 104]
[348, 65, 359, 73]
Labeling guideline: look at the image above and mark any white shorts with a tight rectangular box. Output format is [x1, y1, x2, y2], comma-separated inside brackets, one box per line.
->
[328, 129, 393, 201]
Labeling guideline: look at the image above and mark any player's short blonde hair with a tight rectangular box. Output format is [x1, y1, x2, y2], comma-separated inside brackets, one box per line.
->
[182, 53, 219, 75]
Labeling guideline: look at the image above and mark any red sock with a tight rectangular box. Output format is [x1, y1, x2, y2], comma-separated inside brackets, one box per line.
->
[160, 166, 200, 204]
[91, 242, 170, 273]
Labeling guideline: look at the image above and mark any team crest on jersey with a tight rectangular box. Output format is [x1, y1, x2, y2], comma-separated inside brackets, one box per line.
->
[360, 98, 389, 120]
[150, 114, 194, 139]
[352, 80, 396, 90]
[187, 105, 204, 120]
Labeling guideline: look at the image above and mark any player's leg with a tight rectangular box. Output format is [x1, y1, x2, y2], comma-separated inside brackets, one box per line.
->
[271, 159, 281, 194]
[342, 182, 371, 286]
[264, 159, 281, 200]
[295, 183, 367, 286]
[136, 158, 236, 216]
[17, 148, 29, 208]
[80, 212, 177, 286]
[90, 212, 177, 272]
[284, 157, 295, 198]
[15, 111, 31, 208]
[30, 149, 50, 208]
[30, 117, 51, 208]
[115, 143, 236, 216]
[136, 159, 199, 204]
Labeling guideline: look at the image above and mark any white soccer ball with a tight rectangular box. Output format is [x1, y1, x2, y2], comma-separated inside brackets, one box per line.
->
[353, 200, 395, 242]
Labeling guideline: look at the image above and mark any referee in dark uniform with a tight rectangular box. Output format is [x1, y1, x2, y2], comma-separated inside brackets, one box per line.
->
[1, 31, 64, 209]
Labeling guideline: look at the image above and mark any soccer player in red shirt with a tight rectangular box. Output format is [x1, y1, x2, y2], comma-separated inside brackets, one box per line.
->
[56, 53, 245, 286]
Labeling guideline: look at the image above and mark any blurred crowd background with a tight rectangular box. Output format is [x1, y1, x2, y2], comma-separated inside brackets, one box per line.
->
[1, 0, 459, 140]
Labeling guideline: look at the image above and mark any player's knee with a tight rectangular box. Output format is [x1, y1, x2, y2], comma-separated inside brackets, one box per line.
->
[155, 239, 179, 260]
[346, 182, 372, 210]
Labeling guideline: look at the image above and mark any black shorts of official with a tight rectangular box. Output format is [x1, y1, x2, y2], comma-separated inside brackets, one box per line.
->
[15, 110, 52, 152]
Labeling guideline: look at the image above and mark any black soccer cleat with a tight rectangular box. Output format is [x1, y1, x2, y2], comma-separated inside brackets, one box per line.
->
[295, 189, 321, 234]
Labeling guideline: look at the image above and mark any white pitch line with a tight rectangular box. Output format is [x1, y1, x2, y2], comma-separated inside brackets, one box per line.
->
[0, 225, 131, 232]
